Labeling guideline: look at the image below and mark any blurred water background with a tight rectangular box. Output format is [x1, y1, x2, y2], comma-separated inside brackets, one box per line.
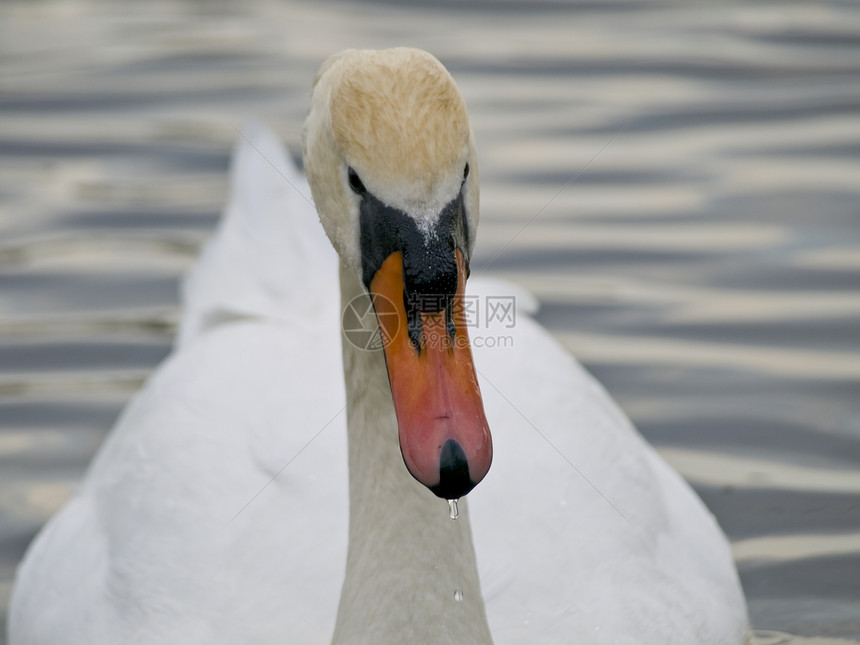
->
[1, 0, 859, 642]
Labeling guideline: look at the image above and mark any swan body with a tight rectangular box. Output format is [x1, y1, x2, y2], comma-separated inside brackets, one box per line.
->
[9, 49, 748, 645]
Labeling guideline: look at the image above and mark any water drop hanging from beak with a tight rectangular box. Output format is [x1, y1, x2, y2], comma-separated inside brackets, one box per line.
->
[447, 498, 459, 520]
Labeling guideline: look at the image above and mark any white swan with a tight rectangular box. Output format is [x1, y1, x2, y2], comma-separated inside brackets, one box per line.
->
[8, 48, 748, 644]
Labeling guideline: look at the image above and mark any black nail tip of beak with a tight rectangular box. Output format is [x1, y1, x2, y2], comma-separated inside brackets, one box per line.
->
[428, 439, 476, 500]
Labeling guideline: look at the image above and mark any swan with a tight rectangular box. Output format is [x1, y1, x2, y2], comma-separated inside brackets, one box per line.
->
[8, 48, 749, 644]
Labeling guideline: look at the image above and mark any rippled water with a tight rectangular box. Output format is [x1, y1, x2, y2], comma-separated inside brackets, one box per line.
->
[1, 0, 859, 642]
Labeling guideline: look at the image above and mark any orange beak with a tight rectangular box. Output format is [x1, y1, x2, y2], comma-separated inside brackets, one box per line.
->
[369, 250, 492, 499]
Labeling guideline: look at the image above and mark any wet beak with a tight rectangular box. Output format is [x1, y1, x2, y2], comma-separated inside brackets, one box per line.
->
[369, 250, 492, 499]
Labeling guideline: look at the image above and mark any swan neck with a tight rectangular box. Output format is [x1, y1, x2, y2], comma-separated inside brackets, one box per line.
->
[332, 263, 494, 645]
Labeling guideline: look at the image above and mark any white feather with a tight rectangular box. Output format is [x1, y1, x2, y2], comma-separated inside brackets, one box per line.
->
[9, 122, 748, 645]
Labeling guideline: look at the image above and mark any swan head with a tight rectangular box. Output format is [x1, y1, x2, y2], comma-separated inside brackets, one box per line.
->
[303, 48, 491, 499]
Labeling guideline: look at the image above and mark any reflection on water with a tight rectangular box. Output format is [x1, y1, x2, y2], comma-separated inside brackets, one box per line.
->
[1, 0, 859, 641]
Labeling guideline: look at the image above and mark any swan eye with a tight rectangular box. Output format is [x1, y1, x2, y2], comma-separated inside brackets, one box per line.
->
[348, 168, 366, 195]
[463, 163, 470, 181]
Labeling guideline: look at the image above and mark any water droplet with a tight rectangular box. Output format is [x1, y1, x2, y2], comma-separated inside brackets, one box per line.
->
[447, 498, 459, 520]
[453, 588, 463, 602]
